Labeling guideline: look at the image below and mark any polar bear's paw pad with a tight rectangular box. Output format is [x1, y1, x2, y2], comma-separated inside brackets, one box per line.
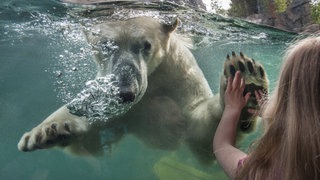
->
[222, 51, 269, 132]
[18, 121, 77, 152]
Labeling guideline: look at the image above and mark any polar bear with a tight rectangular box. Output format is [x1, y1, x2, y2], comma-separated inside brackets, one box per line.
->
[17, 17, 268, 164]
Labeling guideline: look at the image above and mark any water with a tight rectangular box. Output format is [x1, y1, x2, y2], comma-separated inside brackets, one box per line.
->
[0, 0, 297, 179]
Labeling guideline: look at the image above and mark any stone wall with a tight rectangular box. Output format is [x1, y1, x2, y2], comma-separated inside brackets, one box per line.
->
[271, 0, 311, 32]
[252, 0, 312, 32]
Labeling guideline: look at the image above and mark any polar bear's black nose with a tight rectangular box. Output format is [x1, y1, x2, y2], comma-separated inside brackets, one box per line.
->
[119, 90, 135, 103]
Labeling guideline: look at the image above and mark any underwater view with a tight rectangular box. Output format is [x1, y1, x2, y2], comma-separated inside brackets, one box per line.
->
[0, 0, 298, 179]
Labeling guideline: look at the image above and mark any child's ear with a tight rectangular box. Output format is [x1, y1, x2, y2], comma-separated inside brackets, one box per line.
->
[162, 18, 179, 34]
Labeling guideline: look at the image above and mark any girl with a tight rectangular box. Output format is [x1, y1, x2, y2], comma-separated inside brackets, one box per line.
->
[213, 36, 320, 180]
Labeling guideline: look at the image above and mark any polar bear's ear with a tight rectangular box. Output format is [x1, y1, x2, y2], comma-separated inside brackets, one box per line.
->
[163, 18, 179, 34]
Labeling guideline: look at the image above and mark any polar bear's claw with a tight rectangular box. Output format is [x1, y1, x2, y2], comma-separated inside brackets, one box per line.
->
[19, 135, 30, 152]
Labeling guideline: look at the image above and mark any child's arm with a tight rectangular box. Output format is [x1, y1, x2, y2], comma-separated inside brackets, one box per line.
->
[213, 71, 250, 179]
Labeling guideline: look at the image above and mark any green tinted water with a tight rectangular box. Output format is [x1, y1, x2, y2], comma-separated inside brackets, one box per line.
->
[0, 1, 296, 179]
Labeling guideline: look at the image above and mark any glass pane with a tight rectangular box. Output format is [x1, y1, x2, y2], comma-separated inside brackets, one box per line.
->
[0, 1, 296, 179]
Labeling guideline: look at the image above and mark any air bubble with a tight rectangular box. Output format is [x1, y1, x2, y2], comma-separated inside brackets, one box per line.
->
[55, 71, 62, 77]
[67, 74, 133, 124]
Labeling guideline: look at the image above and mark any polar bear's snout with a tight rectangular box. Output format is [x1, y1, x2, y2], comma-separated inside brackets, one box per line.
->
[112, 51, 144, 104]
[113, 64, 140, 103]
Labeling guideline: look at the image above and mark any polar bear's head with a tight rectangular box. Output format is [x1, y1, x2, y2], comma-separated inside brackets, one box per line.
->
[85, 17, 178, 104]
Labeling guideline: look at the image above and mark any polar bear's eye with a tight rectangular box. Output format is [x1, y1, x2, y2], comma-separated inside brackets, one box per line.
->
[143, 41, 151, 51]
[131, 41, 152, 55]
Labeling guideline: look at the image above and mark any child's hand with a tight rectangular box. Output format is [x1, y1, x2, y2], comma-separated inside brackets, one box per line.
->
[224, 71, 251, 112]
[248, 89, 268, 116]
[214, 71, 250, 180]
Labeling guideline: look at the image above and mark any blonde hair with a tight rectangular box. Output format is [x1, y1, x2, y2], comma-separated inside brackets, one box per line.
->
[236, 35, 320, 180]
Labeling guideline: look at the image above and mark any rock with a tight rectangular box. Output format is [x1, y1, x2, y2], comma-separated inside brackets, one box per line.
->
[243, 0, 312, 33]
[302, 24, 320, 34]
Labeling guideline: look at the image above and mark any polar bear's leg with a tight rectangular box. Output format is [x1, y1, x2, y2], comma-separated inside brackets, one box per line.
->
[186, 52, 268, 165]
[185, 95, 223, 165]
[220, 51, 269, 133]
[17, 106, 96, 154]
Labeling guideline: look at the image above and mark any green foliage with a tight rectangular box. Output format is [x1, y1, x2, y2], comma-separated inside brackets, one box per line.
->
[274, 0, 288, 12]
[311, 2, 320, 24]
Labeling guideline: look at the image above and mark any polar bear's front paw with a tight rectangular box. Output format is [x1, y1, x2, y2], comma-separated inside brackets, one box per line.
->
[222, 52, 269, 132]
[18, 118, 88, 152]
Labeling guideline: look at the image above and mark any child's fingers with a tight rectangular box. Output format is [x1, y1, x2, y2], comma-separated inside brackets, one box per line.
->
[248, 108, 262, 117]
[255, 89, 268, 107]
[240, 78, 245, 92]
[259, 89, 264, 95]
[254, 90, 262, 101]
[244, 92, 251, 104]
[248, 108, 258, 115]
[226, 77, 232, 92]
[233, 71, 242, 89]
